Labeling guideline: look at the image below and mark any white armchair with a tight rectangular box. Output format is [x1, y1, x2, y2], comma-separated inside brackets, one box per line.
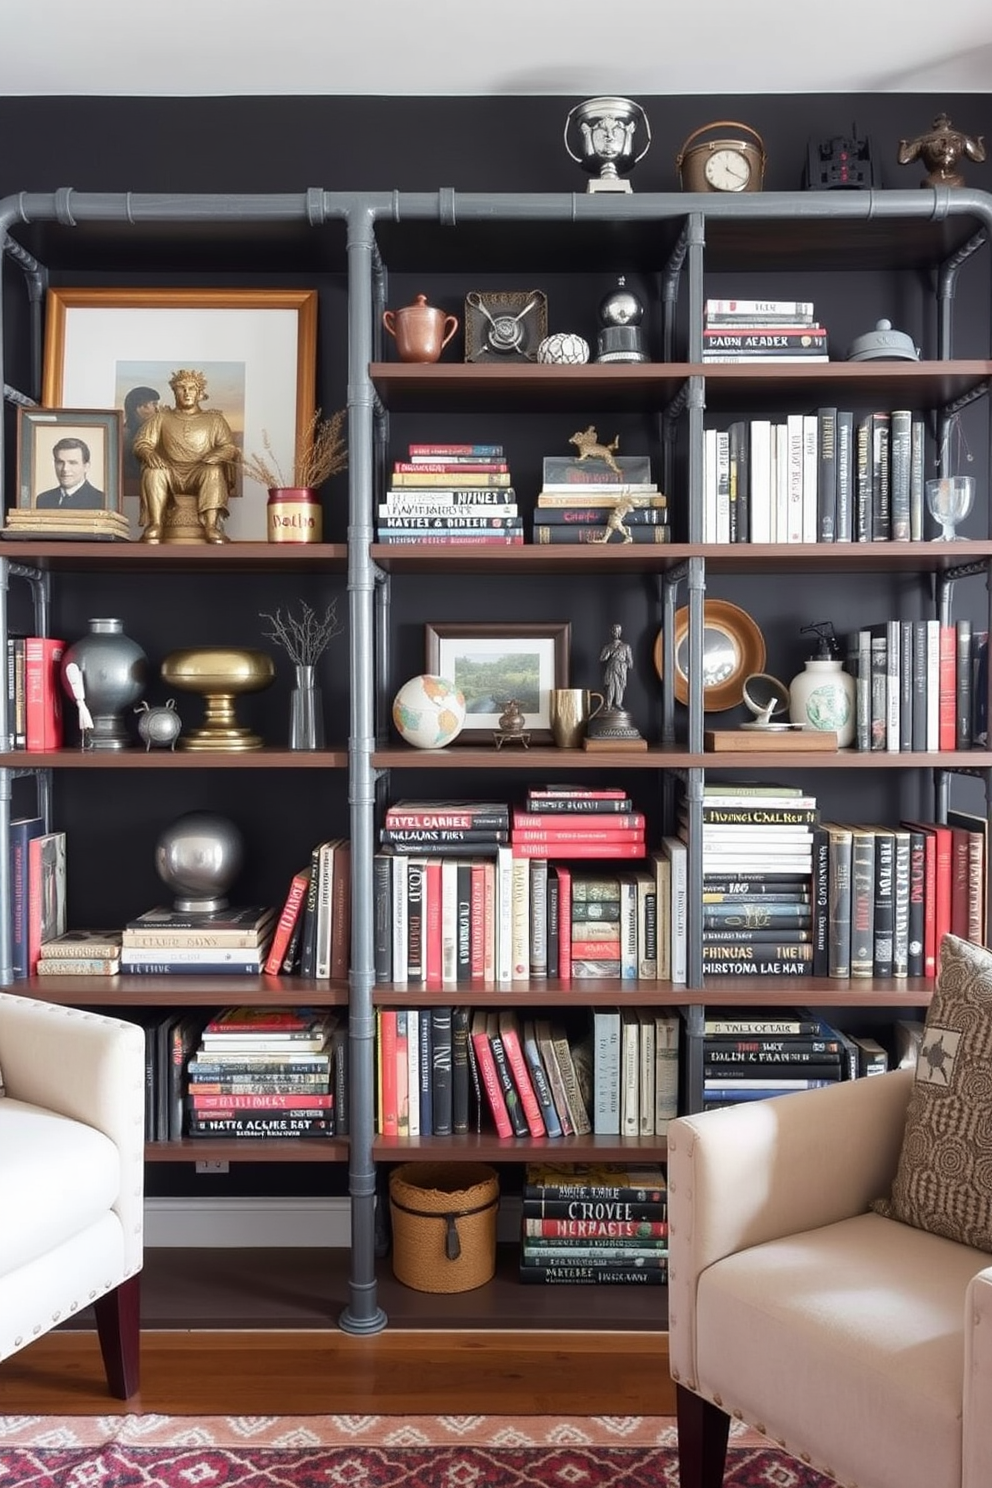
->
[0, 993, 145, 1398]
[668, 1069, 992, 1488]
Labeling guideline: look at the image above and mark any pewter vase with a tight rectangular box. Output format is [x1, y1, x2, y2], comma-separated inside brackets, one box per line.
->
[288, 663, 325, 750]
[61, 617, 148, 750]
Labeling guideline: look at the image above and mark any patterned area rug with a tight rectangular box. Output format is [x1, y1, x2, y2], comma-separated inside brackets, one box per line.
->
[0, 1414, 839, 1486]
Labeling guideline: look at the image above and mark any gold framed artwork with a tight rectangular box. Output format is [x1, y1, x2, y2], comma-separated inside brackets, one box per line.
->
[42, 288, 318, 542]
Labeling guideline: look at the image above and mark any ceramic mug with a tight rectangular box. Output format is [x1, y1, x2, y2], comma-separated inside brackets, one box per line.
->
[550, 687, 605, 748]
[383, 294, 459, 363]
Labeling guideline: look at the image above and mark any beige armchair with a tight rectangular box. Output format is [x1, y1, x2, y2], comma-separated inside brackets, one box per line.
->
[668, 1069, 992, 1488]
[0, 993, 145, 1398]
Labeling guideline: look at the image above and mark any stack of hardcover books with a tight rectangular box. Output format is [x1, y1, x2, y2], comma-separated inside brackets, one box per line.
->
[532, 454, 669, 546]
[376, 442, 522, 545]
[3, 507, 130, 541]
[519, 1162, 667, 1286]
[36, 928, 122, 977]
[702, 1009, 847, 1109]
[186, 1005, 338, 1139]
[120, 904, 277, 975]
[680, 782, 817, 981]
[511, 786, 645, 860]
[701, 298, 828, 363]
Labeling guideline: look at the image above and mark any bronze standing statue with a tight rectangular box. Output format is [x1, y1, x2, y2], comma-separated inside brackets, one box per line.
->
[898, 113, 986, 188]
[583, 621, 645, 749]
[600, 622, 633, 710]
[134, 369, 238, 544]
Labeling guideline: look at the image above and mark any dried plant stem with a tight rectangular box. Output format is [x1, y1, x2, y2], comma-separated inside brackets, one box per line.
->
[259, 601, 344, 666]
[242, 408, 348, 490]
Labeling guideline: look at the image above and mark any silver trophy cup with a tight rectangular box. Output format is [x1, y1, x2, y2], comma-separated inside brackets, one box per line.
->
[565, 96, 651, 193]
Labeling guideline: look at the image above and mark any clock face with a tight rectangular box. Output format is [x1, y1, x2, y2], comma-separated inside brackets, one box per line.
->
[703, 148, 752, 192]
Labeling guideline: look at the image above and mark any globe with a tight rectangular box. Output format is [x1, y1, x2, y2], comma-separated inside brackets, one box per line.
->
[392, 673, 467, 749]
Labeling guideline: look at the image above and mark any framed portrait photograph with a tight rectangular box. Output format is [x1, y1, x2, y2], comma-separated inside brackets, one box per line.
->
[42, 287, 317, 541]
[15, 407, 123, 515]
[425, 621, 570, 743]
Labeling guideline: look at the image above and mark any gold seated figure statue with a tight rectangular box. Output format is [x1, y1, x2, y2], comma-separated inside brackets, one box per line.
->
[134, 368, 237, 544]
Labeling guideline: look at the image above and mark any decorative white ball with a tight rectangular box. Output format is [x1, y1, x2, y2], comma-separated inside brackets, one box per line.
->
[537, 333, 591, 365]
[392, 674, 467, 749]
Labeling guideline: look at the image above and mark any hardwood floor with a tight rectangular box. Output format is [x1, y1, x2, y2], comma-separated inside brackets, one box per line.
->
[0, 1330, 673, 1416]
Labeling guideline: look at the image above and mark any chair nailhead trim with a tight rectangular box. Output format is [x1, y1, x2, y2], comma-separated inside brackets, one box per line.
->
[712, 1394, 722, 1406]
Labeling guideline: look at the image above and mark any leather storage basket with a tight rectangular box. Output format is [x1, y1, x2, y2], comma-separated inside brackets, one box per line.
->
[389, 1162, 499, 1293]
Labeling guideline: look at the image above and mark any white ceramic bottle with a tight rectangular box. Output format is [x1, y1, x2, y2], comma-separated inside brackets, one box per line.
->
[788, 622, 856, 748]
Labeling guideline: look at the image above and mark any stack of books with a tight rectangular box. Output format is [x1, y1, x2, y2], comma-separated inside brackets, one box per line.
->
[186, 1006, 338, 1139]
[511, 786, 645, 859]
[701, 298, 828, 363]
[36, 928, 122, 977]
[2, 508, 131, 541]
[120, 904, 277, 975]
[532, 454, 669, 546]
[376, 442, 523, 545]
[519, 1162, 668, 1287]
[680, 782, 817, 981]
[702, 1009, 847, 1108]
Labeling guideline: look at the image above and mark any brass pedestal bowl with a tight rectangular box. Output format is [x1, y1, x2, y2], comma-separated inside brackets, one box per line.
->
[161, 648, 275, 751]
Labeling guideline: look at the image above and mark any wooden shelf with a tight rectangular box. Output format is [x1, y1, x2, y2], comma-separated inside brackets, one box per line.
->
[146, 1137, 348, 1163]
[371, 978, 934, 1008]
[373, 981, 691, 1006]
[18, 977, 351, 1005]
[0, 747, 348, 769]
[0, 540, 347, 571]
[374, 1132, 666, 1161]
[373, 744, 992, 771]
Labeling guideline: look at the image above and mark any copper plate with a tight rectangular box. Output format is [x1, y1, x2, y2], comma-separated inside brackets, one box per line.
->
[654, 599, 765, 712]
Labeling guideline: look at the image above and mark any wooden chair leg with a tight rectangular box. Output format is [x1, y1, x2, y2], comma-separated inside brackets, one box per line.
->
[93, 1273, 141, 1399]
[676, 1382, 731, 1488]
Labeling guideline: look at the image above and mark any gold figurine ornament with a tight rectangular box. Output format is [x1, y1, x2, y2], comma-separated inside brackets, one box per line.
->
[134, 368, 238, 544]
[898, 113, 986, 188]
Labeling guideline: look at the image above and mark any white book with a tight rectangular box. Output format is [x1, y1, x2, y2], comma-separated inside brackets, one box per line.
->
[495, 845, 514, 984]
[620, 1007, 641, 1137]
[637, 1009, 656, 1135]
[715, 428, 731, 543]
[786, 413, 804, 544]
[661, 836, 688, 983]
[802, 413, 819, 543]
[654, 1012, 680, 1135]
[652, 850, 672, 981]
[511, 855, 530, 980]
[406, 1008, 420, 1136]
[773, 420, 789, 544]
[618, 873, 639, 980]
[592, 1006, 621, 1135]
[314, 839, 336, 979]
[529, 857, 548, 978]
[749, 419, 773, 543]
[926, 619, 941, 751]
[703, 426, 718, 541]
[391, 854, 408, 983]
[440, 858, 459, 984]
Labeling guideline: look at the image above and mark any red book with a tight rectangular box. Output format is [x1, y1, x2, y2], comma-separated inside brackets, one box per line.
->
[512, 829, 645, 845]
[513, 812, 645, 830]
[25, 637, 65, 751]
[470, 1008, 512, 1138]
[512, 841, 645, 859]
[27, 830, 67, 974]
[190, 1092, 334, 1111]
[470, 863, 486, 979]
[329, 842, 351, 980]
[949, 827, 972, 939]
[523, 1217, 668, 1239]
[554, 864, 572, 981]
[377, 1009, 398, 1136]
[497, 1009, 546, 1137]
[424, 858, 443, 984]
[528, 787, 628, 800]
[264, 867, 310, 975]
[568, 937, 622, 959]
[939, 625, 957, 751]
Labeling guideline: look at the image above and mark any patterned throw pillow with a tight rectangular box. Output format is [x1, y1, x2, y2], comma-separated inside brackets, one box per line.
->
[872, 933, 992, 1251]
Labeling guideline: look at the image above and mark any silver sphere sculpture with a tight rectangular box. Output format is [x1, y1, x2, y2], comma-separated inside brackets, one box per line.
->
[155, 811, 245, 913]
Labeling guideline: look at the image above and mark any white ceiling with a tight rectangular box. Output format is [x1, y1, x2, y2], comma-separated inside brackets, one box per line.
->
[1, 0, 991, 97]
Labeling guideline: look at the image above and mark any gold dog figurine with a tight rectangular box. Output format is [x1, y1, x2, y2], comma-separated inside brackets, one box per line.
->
[569, 424, 622, 476]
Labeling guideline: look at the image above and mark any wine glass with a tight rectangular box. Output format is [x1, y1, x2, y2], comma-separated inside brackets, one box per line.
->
[926, 475, 975, 541]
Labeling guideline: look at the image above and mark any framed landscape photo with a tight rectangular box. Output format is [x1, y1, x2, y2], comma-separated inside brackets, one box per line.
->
[16, 407, 123, 514]
[42, 287, 317, 541]
[425, 621, 570, 743]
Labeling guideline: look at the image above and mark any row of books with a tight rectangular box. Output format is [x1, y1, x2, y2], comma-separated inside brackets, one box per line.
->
[812, 816, 986, 980]
[266, 839, 352, 979]
[135, 1005, 348, 1141]
[5, 634, 65, 750]
[519, 1161, 667, 1287]
[702, 407, 927, 545]
[845, 618, 987, 753]
[376, 442, 524, 546]
[701, 298, 828, 365]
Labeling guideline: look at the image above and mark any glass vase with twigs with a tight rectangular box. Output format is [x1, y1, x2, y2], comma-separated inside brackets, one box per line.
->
[260, 600, 345, 750]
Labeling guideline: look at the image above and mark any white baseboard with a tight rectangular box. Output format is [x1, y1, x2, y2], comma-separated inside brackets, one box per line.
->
[145, 1194, 523, 1247]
